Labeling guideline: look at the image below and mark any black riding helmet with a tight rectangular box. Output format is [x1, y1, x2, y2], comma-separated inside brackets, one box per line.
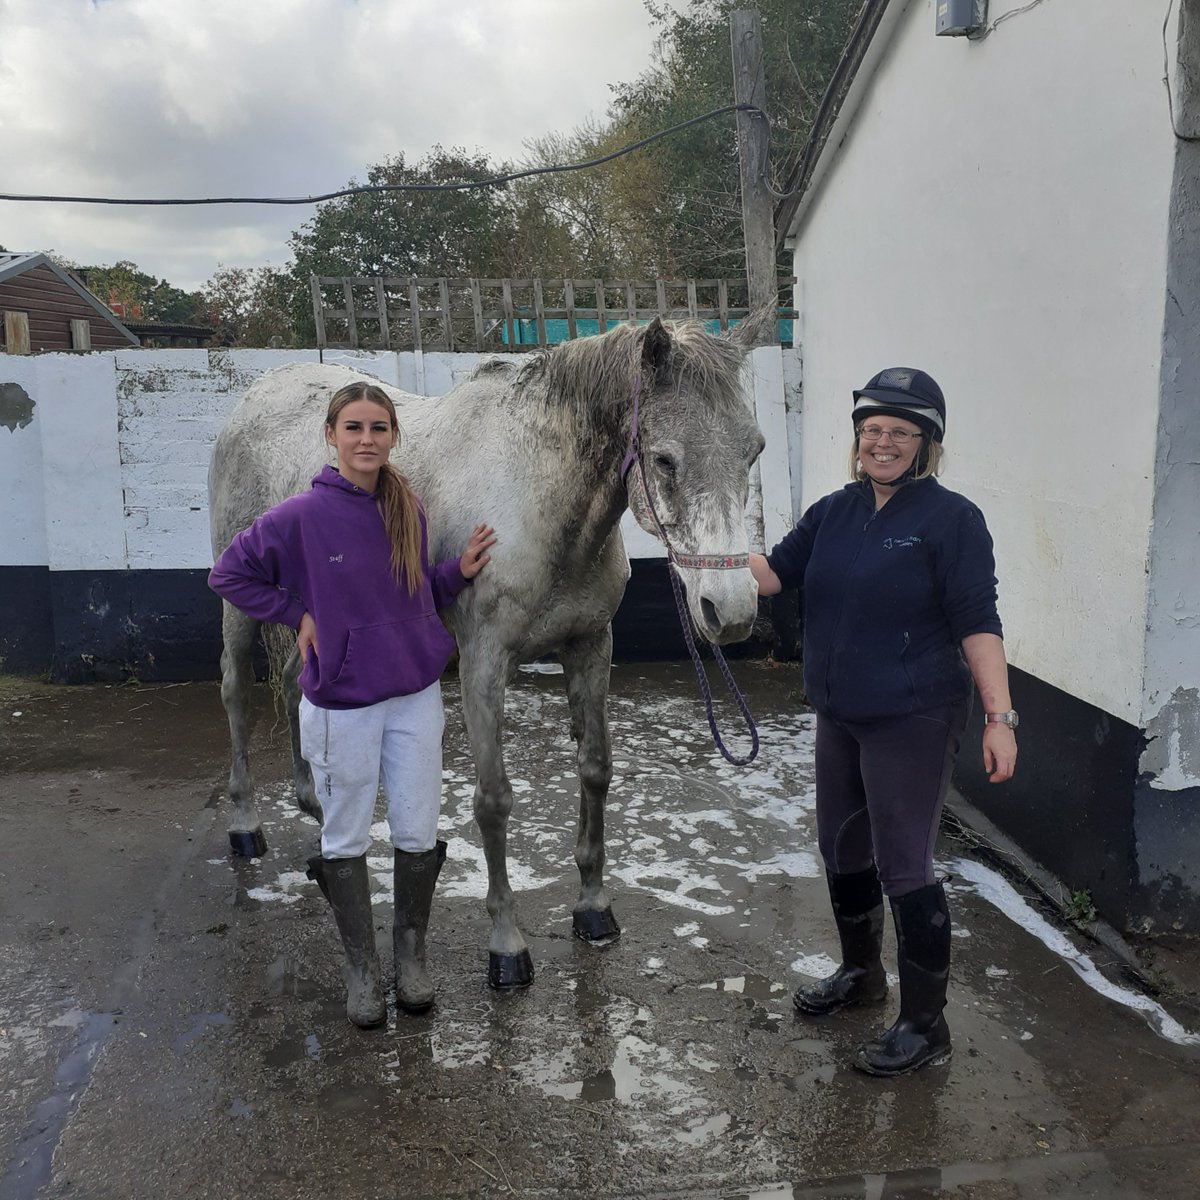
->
[852, 367, 946, 443]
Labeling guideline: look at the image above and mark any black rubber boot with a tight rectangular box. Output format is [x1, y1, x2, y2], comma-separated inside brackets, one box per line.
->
[393, 840, 447, 1013]
[307, 854, 386, 1029]
[793, 867, 888, 1015]
[854, 881, 953, 1076]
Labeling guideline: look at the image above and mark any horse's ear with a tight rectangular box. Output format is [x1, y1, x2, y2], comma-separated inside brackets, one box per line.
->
[730, 305, 777, 349]
[641, 317, 673, 382]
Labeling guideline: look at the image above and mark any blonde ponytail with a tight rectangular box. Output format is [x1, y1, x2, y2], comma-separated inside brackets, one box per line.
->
[376, 461, 424, 594]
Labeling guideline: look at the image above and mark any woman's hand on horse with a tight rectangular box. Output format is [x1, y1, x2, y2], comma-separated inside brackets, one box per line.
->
[297, 612, 318, 663]
[461, 524, 497, 579]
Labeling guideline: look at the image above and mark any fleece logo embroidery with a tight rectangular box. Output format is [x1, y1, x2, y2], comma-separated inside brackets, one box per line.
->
[883, 536, 922, 551]
[328, 554, 344, 563]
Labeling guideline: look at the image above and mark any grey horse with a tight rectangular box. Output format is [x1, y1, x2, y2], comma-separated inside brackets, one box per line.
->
[209, 316, 766, 988]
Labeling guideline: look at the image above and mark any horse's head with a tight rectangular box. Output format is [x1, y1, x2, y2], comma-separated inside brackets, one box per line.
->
[630, 317, 767, 645]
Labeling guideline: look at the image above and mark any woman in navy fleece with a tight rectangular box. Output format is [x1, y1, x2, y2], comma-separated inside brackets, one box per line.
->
[209, 381, 495, 1029]
[750, 367, 1017, 1076]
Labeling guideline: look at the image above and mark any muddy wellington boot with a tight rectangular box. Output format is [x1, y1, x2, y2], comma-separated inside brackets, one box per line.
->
[854, 881, 953, 1076]
[393, 840, 447, 1013]
[307, 854, 386, 1029]
[793, 867, 888, 1015]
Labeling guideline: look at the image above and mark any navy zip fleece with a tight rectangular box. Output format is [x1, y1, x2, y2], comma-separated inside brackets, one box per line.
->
[766, 478, 1002, 722]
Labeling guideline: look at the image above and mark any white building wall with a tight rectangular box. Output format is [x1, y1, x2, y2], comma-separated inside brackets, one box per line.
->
[785, 0, 1175, 724]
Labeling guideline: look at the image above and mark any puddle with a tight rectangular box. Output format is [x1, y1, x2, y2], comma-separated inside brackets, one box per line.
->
[173, 1011, 233, 1051]
[699, 972, 786, 1002]
[697, 973, 786, 1030]
[264, 955, 323, 1000]
[264, 1031, 323, 1069]
[0, 1010, 119, 1200]
[422, 970, 731, 1144]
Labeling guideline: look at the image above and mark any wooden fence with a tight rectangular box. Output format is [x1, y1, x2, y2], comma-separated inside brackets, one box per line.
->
[310, 276, 797, 352]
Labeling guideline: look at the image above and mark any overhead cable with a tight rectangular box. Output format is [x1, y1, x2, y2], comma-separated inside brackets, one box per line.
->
[0, 104, 769, 208]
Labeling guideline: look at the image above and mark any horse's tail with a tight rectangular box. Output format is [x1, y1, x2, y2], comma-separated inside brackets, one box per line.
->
[264, 622, 297, 722]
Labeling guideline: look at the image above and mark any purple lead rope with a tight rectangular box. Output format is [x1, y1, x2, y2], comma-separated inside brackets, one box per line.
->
[622, 373, 759, 766]
[666, 560, 760, 766]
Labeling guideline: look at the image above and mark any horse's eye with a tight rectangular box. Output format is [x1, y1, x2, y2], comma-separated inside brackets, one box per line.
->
[653, 453, 676, 476]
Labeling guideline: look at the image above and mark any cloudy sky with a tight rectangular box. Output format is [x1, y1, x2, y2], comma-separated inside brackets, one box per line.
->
[0, 0, 673, 290]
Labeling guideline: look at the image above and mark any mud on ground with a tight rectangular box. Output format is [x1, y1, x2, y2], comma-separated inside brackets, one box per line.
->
[1, 663, 1199, 1200]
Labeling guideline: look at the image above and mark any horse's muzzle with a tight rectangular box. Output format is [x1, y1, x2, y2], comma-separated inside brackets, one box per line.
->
[695, 578, 758, 645]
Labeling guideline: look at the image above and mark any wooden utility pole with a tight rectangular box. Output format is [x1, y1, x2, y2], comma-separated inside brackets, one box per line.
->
[730, 10, 777, 321]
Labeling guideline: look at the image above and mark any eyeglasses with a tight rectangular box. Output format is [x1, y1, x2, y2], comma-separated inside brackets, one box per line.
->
[858, 425, 922, 445]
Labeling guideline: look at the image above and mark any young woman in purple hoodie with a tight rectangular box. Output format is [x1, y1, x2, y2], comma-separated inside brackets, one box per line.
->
[209, 381, 495, 1028]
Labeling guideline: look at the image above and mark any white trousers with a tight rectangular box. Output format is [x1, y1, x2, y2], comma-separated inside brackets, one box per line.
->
[299, 682, 445, 859]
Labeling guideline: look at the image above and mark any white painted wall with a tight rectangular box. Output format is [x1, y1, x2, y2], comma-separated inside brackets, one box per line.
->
[0, 356, 47, 564]
[784, 0, 1176, 724]
[0, 344, 790, 574]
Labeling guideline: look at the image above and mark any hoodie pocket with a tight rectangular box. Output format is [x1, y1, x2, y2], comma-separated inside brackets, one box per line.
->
[331, 614, 454, 699]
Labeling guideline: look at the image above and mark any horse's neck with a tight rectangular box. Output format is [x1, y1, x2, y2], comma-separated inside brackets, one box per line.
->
[530, 411, 630, 556]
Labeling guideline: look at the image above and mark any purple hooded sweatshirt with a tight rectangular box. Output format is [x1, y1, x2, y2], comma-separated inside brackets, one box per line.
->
[208, 465, 469, 709]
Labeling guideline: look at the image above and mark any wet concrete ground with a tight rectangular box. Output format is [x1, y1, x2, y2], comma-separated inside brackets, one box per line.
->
[2, 661, 1199, 1200]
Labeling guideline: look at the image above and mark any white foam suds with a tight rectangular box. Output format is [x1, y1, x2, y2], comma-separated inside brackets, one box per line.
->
[213, 673, 1193, 1053]
[791, 952, 838, 979]
[949, 856, 1200, 1047]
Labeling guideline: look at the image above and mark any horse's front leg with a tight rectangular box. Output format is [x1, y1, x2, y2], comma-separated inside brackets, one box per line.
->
[459, 648, 532, 988]
[281, 645, 321, 825]
[560, 629, 620, 942]
[221, 603, 267, 857]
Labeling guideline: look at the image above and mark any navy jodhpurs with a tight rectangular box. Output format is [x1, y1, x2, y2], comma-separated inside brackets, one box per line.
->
[814, 700, 970, 897]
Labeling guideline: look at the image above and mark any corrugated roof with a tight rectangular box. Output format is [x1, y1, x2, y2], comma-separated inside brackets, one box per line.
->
[0, 251, 52, 282]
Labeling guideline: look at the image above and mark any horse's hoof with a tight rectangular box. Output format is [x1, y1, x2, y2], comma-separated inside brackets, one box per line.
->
[229, 828, 267, 858]
[573, 908, 621, 942]
[488, 950, 534, 989]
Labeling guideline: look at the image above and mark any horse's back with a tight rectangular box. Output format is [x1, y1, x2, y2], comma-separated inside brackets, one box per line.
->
[208, 362, 410, 555]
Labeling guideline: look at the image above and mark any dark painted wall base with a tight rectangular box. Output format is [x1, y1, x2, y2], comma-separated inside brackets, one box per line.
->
[0, 561, 774, 685]
[1131, 778, 1200, 936]
[954, 665, 1198, 936]
[0, 566, 54, 675]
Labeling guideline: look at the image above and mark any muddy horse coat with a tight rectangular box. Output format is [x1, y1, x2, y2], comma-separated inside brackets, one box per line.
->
[208, 317, 766, 987]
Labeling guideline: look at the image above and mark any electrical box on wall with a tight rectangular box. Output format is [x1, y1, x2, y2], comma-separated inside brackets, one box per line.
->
[936, 0, 988, 37]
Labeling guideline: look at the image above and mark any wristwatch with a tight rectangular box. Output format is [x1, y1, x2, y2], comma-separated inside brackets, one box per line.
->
[985, 710, 1019, 729]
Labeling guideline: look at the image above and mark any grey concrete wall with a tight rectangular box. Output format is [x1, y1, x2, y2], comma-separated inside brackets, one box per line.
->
[1134, 0, 1200, 931]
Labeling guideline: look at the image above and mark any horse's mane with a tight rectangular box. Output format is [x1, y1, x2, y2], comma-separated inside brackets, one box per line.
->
[466, 357, 518, 378]
[512, 320, 747, 438]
